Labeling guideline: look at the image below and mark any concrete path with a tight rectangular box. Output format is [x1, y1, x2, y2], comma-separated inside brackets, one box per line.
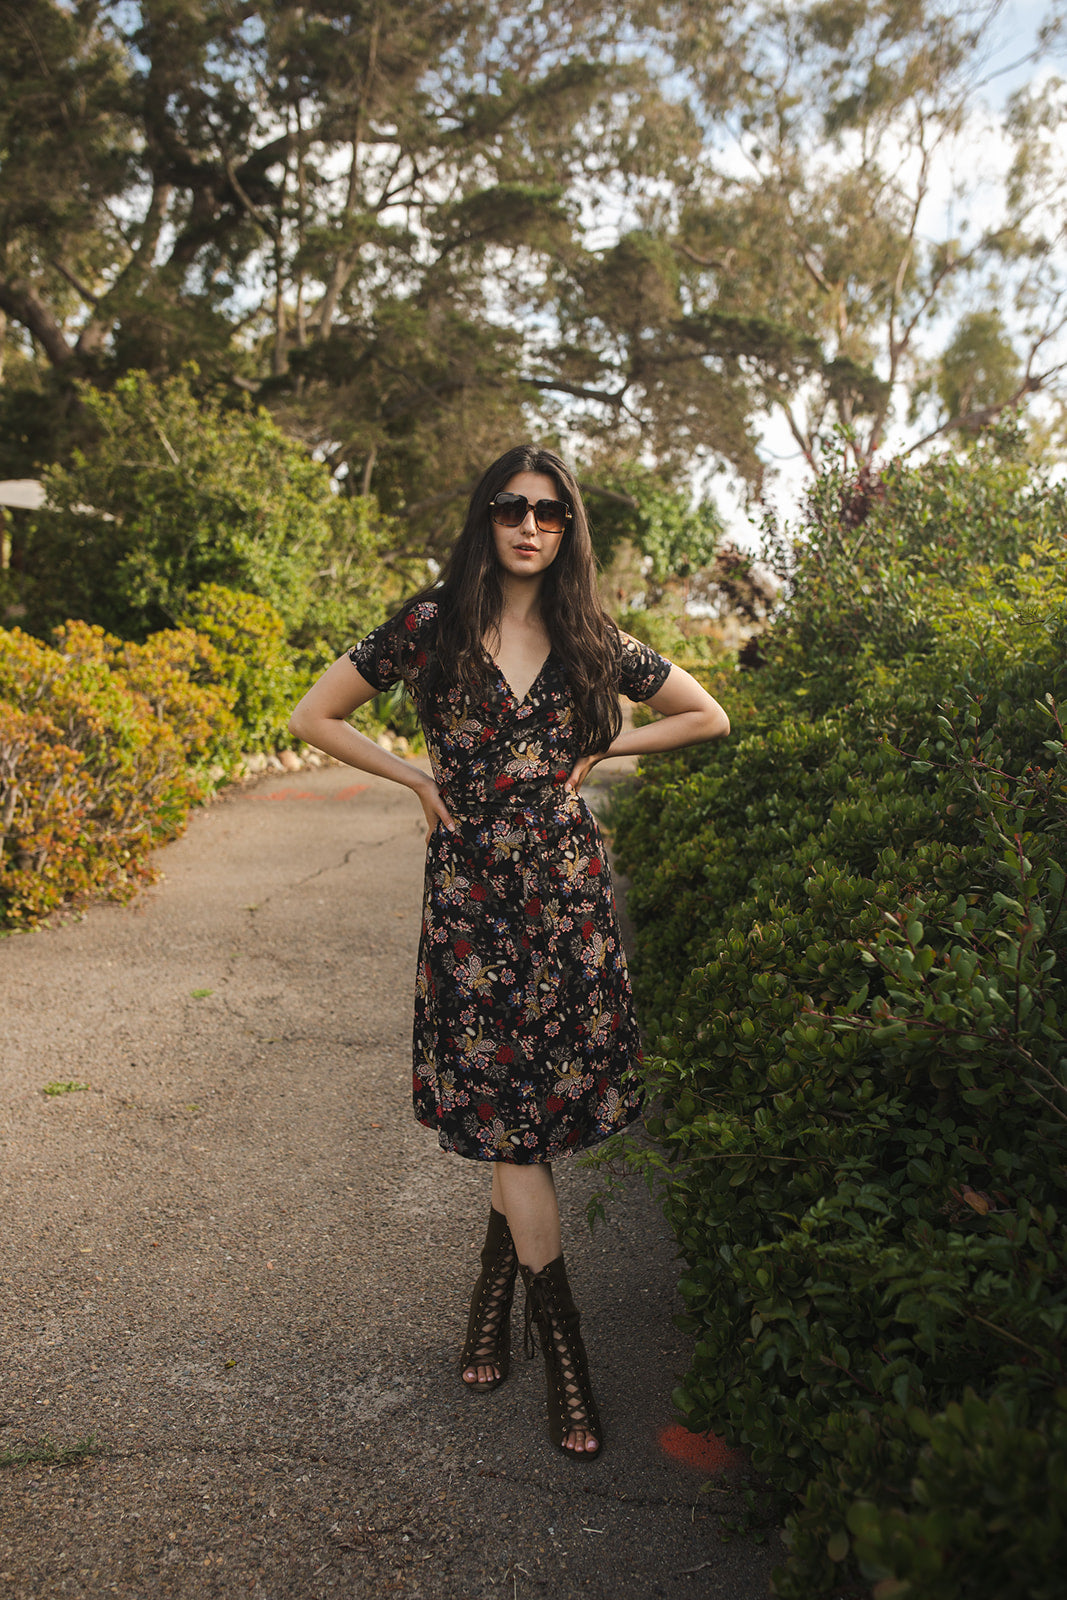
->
[0, 764, 778, 1599]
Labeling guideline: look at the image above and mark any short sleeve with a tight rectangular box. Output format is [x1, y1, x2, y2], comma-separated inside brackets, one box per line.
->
[618, 632, 673, 702]
[347, 600, 438, 692]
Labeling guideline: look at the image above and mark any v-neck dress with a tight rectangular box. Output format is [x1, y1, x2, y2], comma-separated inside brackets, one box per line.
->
[348, 600, 672, 1163]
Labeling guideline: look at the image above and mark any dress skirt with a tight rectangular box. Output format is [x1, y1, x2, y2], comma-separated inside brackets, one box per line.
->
[413, 781, 643, 1161]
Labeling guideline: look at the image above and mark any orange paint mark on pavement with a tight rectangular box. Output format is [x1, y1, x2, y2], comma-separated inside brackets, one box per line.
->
[335, 784, 369, 800]
[254, 789, 321, 801]
[659, 1423, 746, 1473]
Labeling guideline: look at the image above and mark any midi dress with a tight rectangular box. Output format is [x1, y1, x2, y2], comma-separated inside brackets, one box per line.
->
[348, 601, 672, 1163]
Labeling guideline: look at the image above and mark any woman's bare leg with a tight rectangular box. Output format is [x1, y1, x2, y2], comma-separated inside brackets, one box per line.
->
[481, 1162, 598, 1455]
[492, 1163, 560, 1273]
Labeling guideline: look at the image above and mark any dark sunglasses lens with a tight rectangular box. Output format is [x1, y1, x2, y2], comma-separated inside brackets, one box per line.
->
[492, 493, 527, 527]
[534, 500, 567, 533]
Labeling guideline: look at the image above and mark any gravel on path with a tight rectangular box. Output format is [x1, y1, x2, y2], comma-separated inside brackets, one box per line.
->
[0, 763, 778, 1599]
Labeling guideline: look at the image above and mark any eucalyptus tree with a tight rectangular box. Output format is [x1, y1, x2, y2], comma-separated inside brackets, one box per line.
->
[532, 0, 1067, 482]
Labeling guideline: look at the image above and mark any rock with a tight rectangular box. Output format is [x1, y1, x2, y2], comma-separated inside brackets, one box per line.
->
[207, 764, 227, 784]
[304, 751, 323, 769]
[393, 736, 410, 756]
[279, 749, 302, 772]
[243, 752, 268, 774]
[266, 754, 285, 772]
[376, 731, 395, 752]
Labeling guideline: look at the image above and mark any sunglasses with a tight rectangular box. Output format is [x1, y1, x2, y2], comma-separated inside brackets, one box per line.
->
[490, 492, 572, 535]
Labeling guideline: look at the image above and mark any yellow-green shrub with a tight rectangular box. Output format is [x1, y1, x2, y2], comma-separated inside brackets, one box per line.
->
[179, 584, 304, 751]
[0, 627, 197, 926]
[54, 619, 243, 773]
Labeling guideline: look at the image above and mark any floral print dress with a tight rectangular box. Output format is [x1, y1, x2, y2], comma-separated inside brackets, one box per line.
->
[348, 601, 672, 1163]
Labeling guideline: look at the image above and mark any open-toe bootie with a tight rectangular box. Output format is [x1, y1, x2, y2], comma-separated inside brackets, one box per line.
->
[521, 1255, 603, 1460]
[460, 1206, 517, 1392]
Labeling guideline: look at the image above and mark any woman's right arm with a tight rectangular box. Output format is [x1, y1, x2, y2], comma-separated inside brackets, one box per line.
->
[288, 655, 455, 838]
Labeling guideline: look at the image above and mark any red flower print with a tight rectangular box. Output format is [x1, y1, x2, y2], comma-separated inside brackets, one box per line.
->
[416, 649, 428, 667]
[598, 1077, 608, 1094]
[413, 1073, 423, 1091]
[494, 774, 514, 791]
[495, 1045, 514, 1065]
[524, 897, 541, 917]
[581, 920, 594, 938]
[477, 1102, 494, 1121]
[470, 883, 486, 901]
[404, 612, 417, 631]
[547, 1094, 565, 1114]
[588, 857, 602, 876]
[554, 768, 567, 782]
[454, 939, 472, 958]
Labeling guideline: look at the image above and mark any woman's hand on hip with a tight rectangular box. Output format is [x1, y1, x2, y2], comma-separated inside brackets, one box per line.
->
[565, 752, 604, 794]
[414, 778, 457, 842]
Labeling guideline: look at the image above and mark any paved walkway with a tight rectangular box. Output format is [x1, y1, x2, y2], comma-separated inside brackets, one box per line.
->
[0, 764, 778, 1599]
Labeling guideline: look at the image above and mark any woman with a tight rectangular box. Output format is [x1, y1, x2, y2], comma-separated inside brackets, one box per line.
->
[289, 445, 729, 1460]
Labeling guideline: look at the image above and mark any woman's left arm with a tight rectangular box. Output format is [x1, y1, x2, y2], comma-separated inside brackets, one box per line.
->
[567, 664, 729, 792]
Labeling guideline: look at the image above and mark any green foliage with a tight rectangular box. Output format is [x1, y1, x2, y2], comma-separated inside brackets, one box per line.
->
[177, 585, 302, 755]
[0, 582, 310, 925]
[587, 464, 724, 585]
[607, 445, 1067, 1596]
[0, 1434, 101, 1470]
[0, 626, 195, 926]
[17, 370, 389, 653]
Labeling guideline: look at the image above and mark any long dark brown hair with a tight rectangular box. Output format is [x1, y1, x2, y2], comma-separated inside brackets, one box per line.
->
[404, 445, 623, 754]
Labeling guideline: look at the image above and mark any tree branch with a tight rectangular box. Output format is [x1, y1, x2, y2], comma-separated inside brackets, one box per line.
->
[0, 278, 73, 368]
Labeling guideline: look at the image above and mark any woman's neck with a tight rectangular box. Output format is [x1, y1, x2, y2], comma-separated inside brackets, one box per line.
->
[498, 572, 545, 627]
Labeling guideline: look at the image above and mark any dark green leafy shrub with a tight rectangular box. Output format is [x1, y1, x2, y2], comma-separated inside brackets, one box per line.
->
[16, 369, 392, 654]
[607, 444, 1067, 1596]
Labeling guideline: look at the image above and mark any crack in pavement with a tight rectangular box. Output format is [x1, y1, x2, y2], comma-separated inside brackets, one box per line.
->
[243, 828, 414, 915]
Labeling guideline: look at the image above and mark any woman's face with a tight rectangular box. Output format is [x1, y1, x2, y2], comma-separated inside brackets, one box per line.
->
[490, 471, 567, 582]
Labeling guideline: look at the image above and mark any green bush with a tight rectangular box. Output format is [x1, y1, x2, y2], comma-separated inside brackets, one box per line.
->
[15, 368, 392, 654]
[0, 627, 196, 925]
[607, 440, 1067, 1595]
[178, 584, 302, 753]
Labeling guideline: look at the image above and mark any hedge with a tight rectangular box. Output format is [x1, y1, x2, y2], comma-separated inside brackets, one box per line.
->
[0, 588, 307, 928]
[607, 438, 1067, 1597]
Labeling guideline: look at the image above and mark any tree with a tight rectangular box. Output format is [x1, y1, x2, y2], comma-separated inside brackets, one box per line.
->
[12, 368, 391, 653]
[0, 0, 685, 527]
[530, 1, 1067, 481]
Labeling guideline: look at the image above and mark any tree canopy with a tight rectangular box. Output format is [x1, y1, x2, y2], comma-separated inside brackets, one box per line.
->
[1, 1, 1065, 538]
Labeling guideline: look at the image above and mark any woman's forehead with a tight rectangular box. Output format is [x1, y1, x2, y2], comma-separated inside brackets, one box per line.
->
[501, 470, 560, 501]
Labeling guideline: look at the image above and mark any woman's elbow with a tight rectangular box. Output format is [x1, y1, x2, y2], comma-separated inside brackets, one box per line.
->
[288, 703, 310, 741]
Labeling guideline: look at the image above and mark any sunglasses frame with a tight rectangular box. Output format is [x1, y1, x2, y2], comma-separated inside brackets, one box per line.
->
[490, 492, 573, 536]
